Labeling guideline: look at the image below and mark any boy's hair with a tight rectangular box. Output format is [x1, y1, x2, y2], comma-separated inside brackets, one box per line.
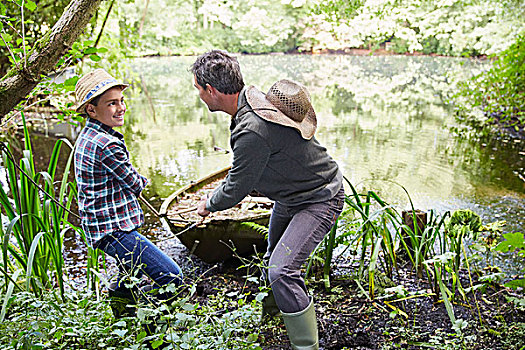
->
[88, 94, 102, 107]
[190, 50, 244, 95]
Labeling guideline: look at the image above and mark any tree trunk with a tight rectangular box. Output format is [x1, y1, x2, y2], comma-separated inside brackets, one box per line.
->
[0, 0, 103, 120]
[138, 0, 151, 38]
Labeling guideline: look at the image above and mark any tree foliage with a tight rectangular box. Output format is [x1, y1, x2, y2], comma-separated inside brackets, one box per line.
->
[0, 0, 105, 120]
[0, 0, 72, 75]
[84, 0, 523, 58]
[455, 34, 525, 129]
[304, 0, 523, 55]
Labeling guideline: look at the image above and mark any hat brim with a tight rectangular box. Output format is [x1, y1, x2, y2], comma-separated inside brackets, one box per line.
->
[75, 83, 129, 114]
[245, 86, 317, 140]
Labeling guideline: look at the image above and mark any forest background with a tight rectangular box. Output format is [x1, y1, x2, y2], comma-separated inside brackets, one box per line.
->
[1, 0, 523, 129]
[1, 0, 524, 73]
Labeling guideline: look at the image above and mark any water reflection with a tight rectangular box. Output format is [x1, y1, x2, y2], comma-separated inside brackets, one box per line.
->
[123, 55, 523, 234]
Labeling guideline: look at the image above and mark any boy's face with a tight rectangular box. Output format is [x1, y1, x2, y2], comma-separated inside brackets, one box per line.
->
[86, 87, 126, 128]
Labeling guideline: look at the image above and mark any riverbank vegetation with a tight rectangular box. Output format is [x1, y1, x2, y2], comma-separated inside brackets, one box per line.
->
[0, 1, 523, 349]
[454, 34, 524, 135]
[0, 121, 524, 349]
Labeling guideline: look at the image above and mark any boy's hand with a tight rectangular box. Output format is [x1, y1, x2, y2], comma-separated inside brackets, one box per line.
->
[197, 195, 210, 217]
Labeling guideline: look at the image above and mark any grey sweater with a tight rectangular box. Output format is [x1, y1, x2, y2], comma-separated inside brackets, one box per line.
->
[207, 86, 342, 212]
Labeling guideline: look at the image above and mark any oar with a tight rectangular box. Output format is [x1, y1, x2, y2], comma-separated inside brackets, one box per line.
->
[139, 194, 165, 218]
[138, 194, 204, 241]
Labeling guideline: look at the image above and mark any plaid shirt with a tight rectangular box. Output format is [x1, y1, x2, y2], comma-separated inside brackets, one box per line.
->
[74, 118, 148, 247]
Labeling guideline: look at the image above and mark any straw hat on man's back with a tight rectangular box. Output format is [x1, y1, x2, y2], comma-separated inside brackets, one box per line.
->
[75, 69, 128, 114]
[245, 79, 317, 140]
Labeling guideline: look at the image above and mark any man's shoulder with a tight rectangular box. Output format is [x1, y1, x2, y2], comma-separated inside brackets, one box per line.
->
[236, 110, 296, 141]
[235, 109, 272, 129]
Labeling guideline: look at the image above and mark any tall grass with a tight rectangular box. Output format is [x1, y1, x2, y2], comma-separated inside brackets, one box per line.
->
[313, 177, 483, 305]
[0, 112, 76, 301]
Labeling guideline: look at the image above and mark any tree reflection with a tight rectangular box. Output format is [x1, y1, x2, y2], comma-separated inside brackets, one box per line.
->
[122, 55, 521, 234]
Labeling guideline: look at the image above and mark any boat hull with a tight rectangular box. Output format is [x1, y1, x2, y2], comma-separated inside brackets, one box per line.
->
[160, 166, 271, 263]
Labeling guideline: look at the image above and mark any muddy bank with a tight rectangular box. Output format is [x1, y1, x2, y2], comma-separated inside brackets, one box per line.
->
[189, 253, 524, 350]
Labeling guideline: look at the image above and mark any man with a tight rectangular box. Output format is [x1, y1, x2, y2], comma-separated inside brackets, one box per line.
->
[191, 50, 344, 350]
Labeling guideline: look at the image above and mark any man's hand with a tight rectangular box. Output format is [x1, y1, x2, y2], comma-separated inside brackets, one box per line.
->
[197, 195, 211, 217]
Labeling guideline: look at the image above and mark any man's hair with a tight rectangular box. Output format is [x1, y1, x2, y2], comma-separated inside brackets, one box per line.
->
[190, 50, 244, 94]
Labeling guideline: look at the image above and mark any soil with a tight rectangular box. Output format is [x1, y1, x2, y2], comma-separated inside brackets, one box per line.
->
[164, 239, 525, 350]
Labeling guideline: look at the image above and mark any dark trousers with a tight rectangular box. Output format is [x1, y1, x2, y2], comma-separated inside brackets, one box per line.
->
[264, 186, 344, 313]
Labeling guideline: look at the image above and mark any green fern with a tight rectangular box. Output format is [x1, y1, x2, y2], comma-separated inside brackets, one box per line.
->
[241, 222, 269, 239]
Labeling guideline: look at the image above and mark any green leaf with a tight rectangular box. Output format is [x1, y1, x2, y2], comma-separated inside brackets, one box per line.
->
[255, 292, 268, 302]
[84, 47, 98, 54]
[113, 320, 126, 327]
[137, 331, 147, 342]
[112, 329, 128, 337]
[181, 303, 195, 311]
[494, 232, 525, 252]
[64, 76, 79, 87]
[151, 340, 164, 349]
[24, 0, 36, 11]
[504, 279, 525, 289]
[89, 54, 101, 62]
[0, 3, 6, 16]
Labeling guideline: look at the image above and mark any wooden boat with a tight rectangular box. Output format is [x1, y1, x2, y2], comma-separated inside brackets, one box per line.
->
[159, 166, 272, 263]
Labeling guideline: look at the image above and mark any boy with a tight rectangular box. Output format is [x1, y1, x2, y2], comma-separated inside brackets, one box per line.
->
[74, 69, 182, 301]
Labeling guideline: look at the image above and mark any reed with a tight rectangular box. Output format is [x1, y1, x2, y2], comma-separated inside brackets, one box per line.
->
[311, 176, 470, 302]
[0, 112, 76, 301]
[340, 178, 403, 297]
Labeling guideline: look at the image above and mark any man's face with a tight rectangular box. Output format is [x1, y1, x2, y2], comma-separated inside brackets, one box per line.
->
[194, 75, 218, 112]
[86, 87, 126, 128]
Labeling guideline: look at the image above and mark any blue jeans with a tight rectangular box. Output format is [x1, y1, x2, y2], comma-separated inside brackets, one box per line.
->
[96, 230, 183, 289]
[264, 186, 345, 313]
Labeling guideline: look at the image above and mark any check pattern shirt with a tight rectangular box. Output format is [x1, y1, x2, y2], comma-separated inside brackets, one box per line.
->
[74, 118, 148, 247]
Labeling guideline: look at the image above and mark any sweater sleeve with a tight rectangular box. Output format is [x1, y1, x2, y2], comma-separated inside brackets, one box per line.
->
[207, 130, 270, 212]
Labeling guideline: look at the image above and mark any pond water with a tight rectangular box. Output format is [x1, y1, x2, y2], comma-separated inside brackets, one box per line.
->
[120, 55, 524, 231]
[7, 54, 525, 278]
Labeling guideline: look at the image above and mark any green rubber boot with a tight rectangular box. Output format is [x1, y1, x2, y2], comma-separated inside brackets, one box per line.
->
[260, 290, 281, 320]
[281, 298, 319, 350]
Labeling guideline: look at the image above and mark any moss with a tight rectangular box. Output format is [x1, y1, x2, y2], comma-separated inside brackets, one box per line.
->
[0, 65, 21, 84]
[31, 30, 52, 55]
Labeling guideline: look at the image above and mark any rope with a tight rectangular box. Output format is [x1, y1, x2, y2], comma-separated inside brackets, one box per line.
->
[154, 218, 205, 243]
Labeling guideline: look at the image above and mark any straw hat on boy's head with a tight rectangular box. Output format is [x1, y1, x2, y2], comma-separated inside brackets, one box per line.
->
[75, 69, 128, 114]
[245, 79, 317, 140]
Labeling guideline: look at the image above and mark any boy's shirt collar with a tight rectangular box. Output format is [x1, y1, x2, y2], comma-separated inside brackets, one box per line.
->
[86, 117, 124, 139]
